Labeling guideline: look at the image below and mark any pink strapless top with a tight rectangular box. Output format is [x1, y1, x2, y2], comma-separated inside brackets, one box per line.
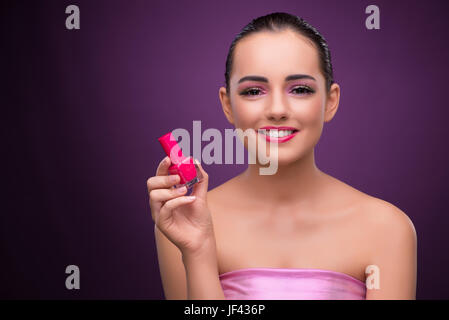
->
[219, 267, 366, 300]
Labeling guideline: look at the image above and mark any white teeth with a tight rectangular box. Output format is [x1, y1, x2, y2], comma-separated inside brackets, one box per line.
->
[261, 129, 294, 138]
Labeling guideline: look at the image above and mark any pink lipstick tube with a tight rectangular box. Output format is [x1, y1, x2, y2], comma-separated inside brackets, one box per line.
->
[158, 132, 203, 189]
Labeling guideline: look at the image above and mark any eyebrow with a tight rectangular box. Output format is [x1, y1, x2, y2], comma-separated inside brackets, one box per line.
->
[237, 74, 316, 84]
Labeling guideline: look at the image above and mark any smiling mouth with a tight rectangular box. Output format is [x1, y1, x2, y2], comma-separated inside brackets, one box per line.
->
[258, 129, 298, 138]
[257, 128, 300, 142]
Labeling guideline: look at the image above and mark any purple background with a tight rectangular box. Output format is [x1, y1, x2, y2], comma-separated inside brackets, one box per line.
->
[2, 0, 448, 299]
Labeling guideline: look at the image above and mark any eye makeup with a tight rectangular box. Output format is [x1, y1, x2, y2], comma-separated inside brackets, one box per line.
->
[289, 84, 315, 95]
[238, 83, 315, 97]
[236, 73, 318, 97]
[239, 87, 266, 96]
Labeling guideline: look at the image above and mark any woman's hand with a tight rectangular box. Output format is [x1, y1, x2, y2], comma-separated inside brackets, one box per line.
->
[147, 156, 215, 256]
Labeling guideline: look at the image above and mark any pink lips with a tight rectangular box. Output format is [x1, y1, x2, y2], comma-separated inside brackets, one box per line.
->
[258, 126, 299, 143]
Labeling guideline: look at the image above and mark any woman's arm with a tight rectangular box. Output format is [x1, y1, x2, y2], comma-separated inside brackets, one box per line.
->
[155, 225, 225, 300]
[182, 236, 226, 300]
[154, 225, 188, 299]
[365, 202, 417, 299]
[151, 157, 225, 299]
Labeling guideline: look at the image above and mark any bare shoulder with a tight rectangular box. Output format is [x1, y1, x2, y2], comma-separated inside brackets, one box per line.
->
[328, 174, 416, 235]
[331, 179, 417, 278]
[358, 195, 418, 298]
[354, 193, 418, 262]
[326, 174, 417, 255]
[362, 196, 416, 238]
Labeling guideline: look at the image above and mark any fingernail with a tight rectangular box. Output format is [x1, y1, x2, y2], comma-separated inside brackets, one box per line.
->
[186, 196, 196, 201]
[177, 186, 187, 193]
[170, 175, 178, 183]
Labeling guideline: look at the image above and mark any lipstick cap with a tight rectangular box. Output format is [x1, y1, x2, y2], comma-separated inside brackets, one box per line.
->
[158, 132, 186, 165]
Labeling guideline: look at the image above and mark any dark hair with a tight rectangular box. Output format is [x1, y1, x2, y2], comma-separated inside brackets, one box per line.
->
[224, 12, 334, 95]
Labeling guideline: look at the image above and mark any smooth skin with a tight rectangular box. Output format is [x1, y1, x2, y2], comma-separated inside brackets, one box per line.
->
[149, 28, 417, 300]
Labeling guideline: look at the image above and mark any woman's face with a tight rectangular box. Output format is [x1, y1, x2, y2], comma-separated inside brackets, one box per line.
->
[219, 29, 340, 166]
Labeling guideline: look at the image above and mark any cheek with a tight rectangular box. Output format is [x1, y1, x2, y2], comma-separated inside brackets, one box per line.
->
[232, 102, 261, 127]
[297, 99, 324, 126]
[298, 100, 325, 150]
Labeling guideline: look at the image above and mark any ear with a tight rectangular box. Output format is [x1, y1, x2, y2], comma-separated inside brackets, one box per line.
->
[324, 83, 340, 123]
[219, 86, 234, 125]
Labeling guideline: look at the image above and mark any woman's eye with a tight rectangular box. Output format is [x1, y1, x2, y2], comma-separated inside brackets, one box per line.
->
[240, 88, 262, 96]
[240, 86, 314, 96]
[292, 86, 314, 95]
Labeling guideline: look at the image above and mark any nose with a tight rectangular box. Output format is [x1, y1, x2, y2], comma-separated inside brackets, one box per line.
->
[265, 90, 290, 122]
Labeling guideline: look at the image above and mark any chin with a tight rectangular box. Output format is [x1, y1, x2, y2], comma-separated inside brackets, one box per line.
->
[258, 149, 302, 168]
[276, 154, 301, 167]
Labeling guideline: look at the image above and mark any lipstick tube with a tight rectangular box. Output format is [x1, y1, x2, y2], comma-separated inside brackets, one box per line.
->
[158, 132, 203, 189]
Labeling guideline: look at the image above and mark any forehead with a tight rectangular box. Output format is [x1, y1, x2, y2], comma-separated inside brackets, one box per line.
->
[231, 29, 321, 82]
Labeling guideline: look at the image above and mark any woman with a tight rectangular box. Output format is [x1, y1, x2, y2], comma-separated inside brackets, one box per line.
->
[147, 12, 417, 300]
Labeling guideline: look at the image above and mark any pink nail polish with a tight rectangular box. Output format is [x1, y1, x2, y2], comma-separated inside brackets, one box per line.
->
[158, 132, 203, 189]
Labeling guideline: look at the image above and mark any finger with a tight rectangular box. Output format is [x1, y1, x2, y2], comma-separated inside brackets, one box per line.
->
[149, 185, 188, 203]
[149, 204, 158, 222]
[190, 158, 209, 198]
[156, 156, 171, 176]
[157, 195, 196, 225]
[147, 174, 180, 193]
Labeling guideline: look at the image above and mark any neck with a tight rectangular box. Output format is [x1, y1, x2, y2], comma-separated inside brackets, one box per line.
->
[239, 149, 326, 205]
